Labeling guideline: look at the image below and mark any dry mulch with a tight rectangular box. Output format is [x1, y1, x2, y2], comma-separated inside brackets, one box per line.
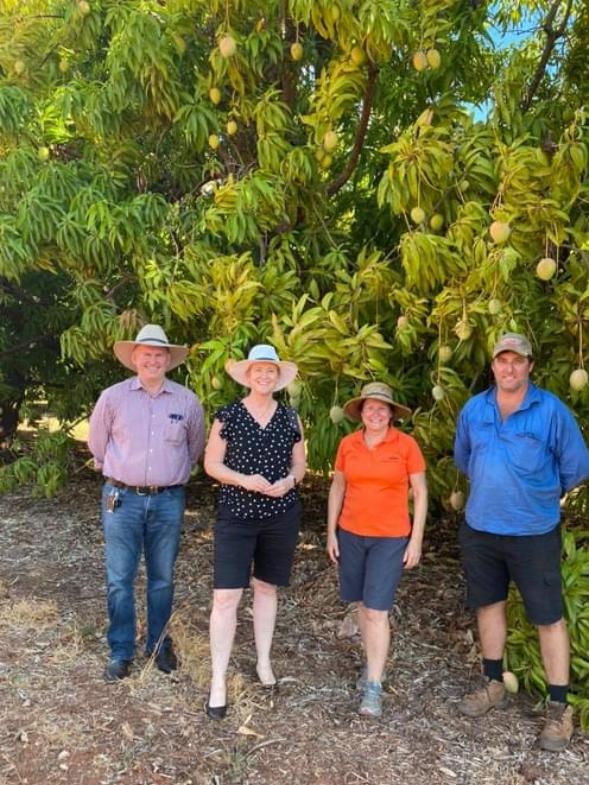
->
[0, 472, 587, 785]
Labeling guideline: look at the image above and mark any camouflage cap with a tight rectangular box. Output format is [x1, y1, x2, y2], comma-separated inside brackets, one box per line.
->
[492, 332, 533, 359]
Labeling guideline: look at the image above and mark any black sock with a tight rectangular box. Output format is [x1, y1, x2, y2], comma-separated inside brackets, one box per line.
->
[548, 684, 568, 704]
[482, 658, 503, 683]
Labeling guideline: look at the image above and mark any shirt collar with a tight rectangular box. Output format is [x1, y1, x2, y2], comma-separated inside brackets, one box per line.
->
[484, 381, 541, 420]
[355, 426, 398, 445]
[130, 376, 172, 395]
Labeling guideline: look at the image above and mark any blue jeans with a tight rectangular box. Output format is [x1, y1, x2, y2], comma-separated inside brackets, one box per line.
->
[101, 482, 185, 661]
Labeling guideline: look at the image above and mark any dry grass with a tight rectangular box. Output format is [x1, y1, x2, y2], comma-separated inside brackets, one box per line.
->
[0, 596, 59, 628]
[0, 476, 588, 785]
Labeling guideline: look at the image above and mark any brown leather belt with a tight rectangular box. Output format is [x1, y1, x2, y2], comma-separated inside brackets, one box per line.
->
[106, 478, 183, 495]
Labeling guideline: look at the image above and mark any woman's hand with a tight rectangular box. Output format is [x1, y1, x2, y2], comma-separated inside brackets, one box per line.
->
[264, 475, 295, 498]
[403, 538, 422, 569]
[241, 474, 272, 494]
[326, 531, 340, 563]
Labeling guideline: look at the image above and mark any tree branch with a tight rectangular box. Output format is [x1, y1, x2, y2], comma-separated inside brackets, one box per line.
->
[521, 0, 573, 112]
[326, 63, 379, 197]
[0, 335, 55, 360]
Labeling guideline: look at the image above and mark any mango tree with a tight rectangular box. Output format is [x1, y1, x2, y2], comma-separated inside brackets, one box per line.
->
[0, 0, 588, 719]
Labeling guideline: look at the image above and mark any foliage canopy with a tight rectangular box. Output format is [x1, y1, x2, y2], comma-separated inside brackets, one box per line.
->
[1, 0, 589, 721]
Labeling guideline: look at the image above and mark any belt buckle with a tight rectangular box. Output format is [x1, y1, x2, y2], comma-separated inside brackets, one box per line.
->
[135, 486, 147, 496]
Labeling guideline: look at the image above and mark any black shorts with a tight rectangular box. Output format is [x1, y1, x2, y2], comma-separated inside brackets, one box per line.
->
[213, 501, 301, 589]
[459, 522, 563, 625]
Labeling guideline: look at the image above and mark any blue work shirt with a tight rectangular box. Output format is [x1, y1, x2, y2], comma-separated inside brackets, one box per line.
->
[454, 383, 589, 535]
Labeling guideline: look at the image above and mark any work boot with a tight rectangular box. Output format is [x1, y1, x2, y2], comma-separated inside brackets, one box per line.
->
[104, 659, 132, 682]
[155, 644, 178, 674]
[538, 702, 574, 752]
[457, 677, 507, 717]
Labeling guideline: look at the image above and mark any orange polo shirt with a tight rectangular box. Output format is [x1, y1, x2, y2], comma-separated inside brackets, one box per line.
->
[334, 428, 426, 538]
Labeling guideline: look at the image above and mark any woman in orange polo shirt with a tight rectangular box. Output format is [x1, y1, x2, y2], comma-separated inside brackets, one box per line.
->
[327, 382, 428, 719]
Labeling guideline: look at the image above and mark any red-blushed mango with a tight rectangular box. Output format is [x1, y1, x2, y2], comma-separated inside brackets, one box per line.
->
[489, 221, 511, 244]
[536, 257, 557, 281]
[219, 35, 236, 58]
[412, 51, 428, 72]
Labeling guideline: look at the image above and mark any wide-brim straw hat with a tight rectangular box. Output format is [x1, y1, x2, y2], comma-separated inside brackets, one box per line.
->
[114, 324, 188, 371]
[225, 344, 298, 392]
[343, 381, 412, 422]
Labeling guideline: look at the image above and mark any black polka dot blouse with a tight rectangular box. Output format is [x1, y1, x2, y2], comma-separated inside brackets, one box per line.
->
[216, 401, 301, 519]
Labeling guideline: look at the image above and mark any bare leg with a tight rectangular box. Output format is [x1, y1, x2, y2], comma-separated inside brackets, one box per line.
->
[252, 577, 278, 685]
[476, 601, 507, 660]
[209, 588, 242, 707]
[358, 603, 389, 683]
[538, 618, 570, 686]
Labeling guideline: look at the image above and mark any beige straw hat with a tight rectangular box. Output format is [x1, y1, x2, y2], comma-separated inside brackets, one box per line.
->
[113, 324, 188, 371]
[343, 381, 411, 421]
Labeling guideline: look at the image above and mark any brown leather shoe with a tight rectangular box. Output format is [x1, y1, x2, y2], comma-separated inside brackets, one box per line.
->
[458, 678, 508, 717]
[538, 702, 574, 752]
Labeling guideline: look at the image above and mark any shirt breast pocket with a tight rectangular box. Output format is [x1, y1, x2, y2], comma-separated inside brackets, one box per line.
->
[507, 432, 549, 474]
[164, 421, 186, 445]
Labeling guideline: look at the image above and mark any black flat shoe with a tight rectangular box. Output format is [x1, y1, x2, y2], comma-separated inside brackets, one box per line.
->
[206, 701, 227, 720]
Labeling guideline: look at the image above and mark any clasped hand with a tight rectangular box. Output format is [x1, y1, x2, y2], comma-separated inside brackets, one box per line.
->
[241, 473, 292, 497]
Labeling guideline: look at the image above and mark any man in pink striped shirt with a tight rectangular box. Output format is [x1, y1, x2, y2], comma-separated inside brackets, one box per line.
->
[88, 325, 205, 681]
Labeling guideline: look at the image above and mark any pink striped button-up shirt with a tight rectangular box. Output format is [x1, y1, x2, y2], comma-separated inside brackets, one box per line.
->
[88, 376, 205, 487]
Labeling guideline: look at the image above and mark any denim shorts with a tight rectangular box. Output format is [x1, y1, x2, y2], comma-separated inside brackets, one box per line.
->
[213, 501, 301, 589]
[337, 528, 408, 611]
[459, 521, 563, 625]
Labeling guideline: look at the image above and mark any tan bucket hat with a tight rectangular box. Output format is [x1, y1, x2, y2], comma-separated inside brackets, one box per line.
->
[343, 381, 411, 422]
[225, 344, 298, 391]
[113, 324, 188, 371]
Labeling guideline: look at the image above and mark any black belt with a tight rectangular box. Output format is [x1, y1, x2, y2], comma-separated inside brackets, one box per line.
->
[106, 478, 183, 495]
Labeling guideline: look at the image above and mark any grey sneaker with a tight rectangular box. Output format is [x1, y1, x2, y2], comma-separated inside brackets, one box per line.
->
[356, 665, 386, 691]
[359, 681, 382, 718]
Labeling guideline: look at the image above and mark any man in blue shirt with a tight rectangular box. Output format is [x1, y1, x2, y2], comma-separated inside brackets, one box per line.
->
[454, 332, 589, 752]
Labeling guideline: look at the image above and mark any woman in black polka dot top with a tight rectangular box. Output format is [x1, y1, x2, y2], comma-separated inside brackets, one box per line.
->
[203, 344, 306, 720]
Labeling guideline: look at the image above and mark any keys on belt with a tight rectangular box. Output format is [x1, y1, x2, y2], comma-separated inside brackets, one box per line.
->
[106, 478, 176, 495]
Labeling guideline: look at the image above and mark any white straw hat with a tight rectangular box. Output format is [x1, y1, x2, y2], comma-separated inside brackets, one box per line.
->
[225, 344, 298, 391]
[113, 324, 188, 371]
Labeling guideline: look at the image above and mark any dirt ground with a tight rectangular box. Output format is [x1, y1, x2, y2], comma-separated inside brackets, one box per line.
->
[0, 471, 587, 785]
